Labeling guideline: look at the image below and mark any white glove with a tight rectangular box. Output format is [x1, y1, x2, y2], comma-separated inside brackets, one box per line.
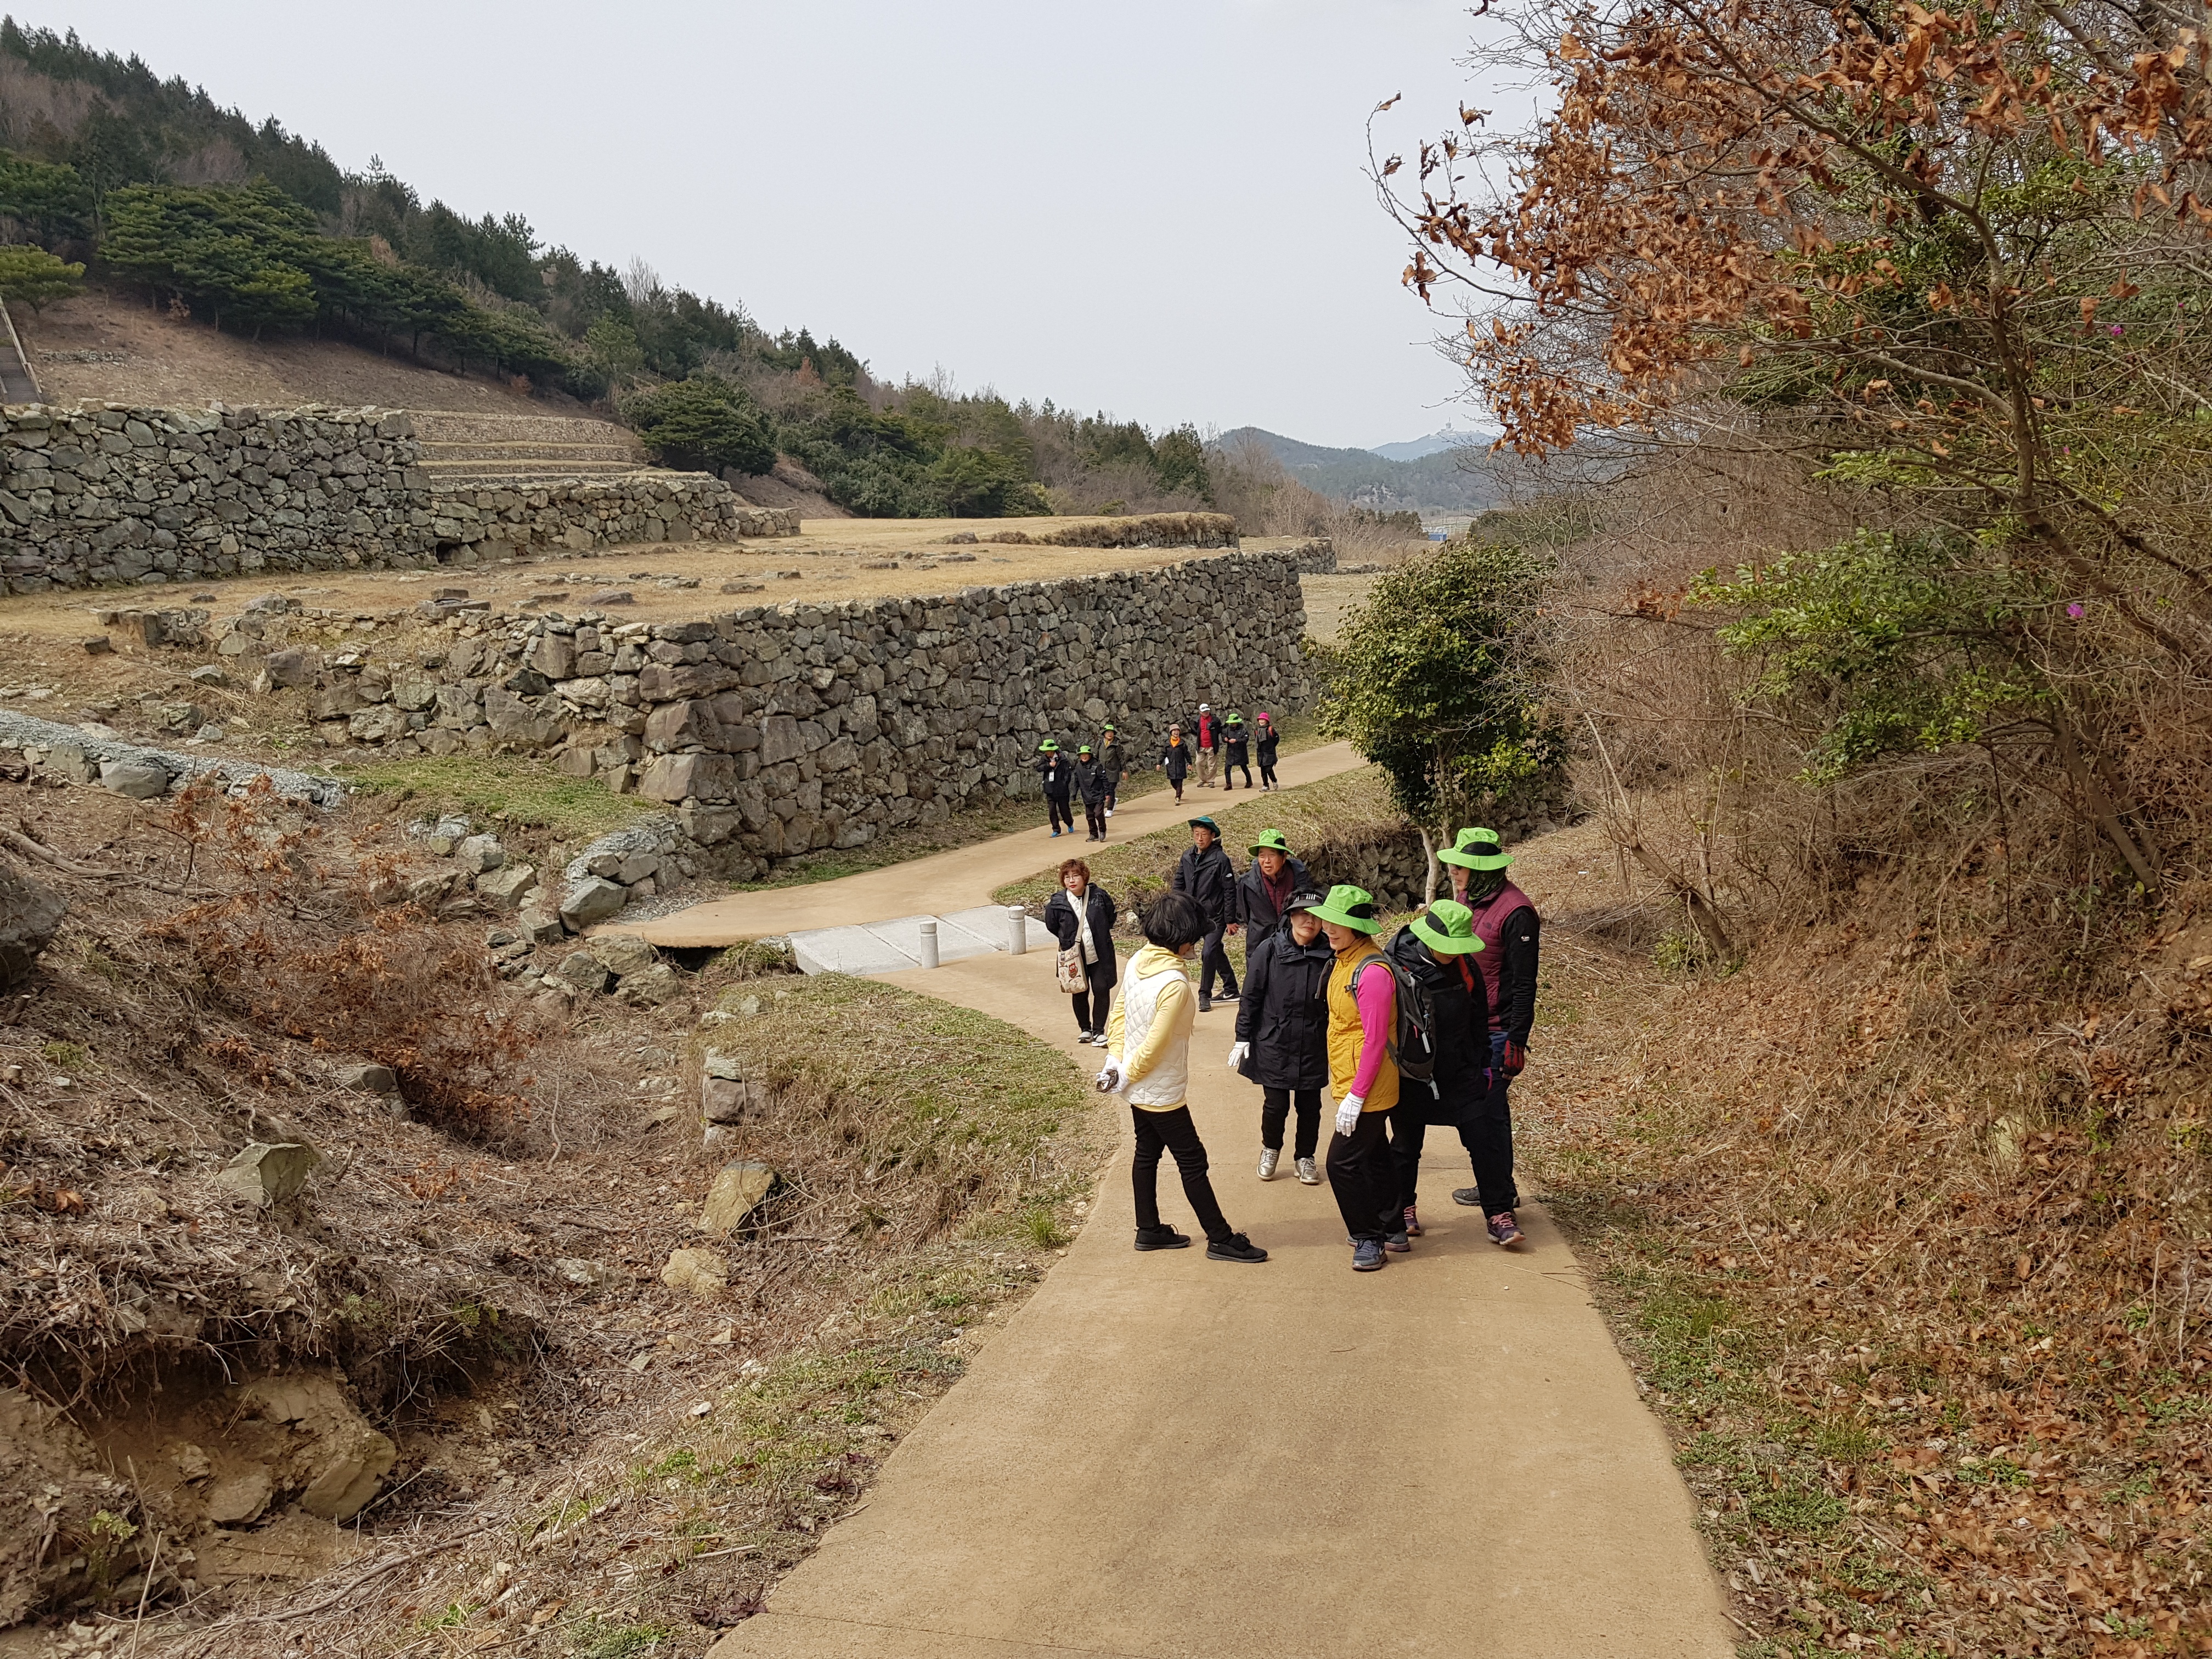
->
[1226, 1041, 1250, 1070]
[1335, 1094, 1364, 1136]
[1095, 1060, 1125, 1094]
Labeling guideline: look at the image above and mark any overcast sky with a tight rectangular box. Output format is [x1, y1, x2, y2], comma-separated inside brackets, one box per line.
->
[21, 1, 1502, 450]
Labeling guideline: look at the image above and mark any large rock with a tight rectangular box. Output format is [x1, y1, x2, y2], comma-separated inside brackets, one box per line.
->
[454, 833, 505, 873]
[661, 1246, 728, 1296]
[0, 865, 66, 987]
[614, 962, 682, 1006]
[99, 755, 173, 799]
[559, 877, 627, 929]
[215, 1142, 321, 1208]
[233, 1374, 398, 1522]
[699, 1160, 777, 1235]
[554, 951, 612, 994]
[476, 863, 538, 911]
[585, 932, 658, 978]
[516, 901, 566, 944]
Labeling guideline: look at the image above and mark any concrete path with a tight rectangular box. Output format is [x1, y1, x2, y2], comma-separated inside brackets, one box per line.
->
[693, 881, 1733, 1656]
[625, 742, 1366, 949]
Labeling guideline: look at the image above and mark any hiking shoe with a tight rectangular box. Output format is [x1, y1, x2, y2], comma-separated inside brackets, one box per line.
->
[1383, 1230, 1412, 1254]
[1206, 1233, 1268, 1264]
[1352, 1239, 1386, 1272]
[1451, 1186, 1483, 1207]
[1198, 994, 1212, 1014]
[1295, 1156, 1321, 1185]
[1217, 987, 1240, 1002]
[1135, 1226, 1191, 1251]
[1487, 1211, 1525, 1247]
[1257, 1147, 1280, 1181]
[1403, 1206, 1423, 1237]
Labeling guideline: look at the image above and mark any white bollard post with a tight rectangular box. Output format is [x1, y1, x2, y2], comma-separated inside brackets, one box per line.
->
[918, 918, 939, 970]
[1006, 905, 1029, 955]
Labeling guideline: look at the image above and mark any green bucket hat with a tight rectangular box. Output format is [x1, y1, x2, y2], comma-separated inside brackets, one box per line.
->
[1437, 826, 1512, 871]
[1188, 815, 1220, 835]
[1225, 710, 1245, 724]
[1076, 743, 1094, 756]
[1037, 738, 1060, 752]
[1248, 829, 1292, 856]
[1306, 883, 1385, 933]
[1408, 899, 1486, 956]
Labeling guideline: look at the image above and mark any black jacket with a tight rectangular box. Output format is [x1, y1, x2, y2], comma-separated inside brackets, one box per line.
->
[1072, 759, 1110, 805]
[1171, 841, 1236, 929]
[1035, 752, 1074, 800]
[1160, 737, 1192, 782]
[1042, 884, 1119, 989]
[1223, 726, 1250, 763]
[1235, 855, 1311, 935]
[1234, 920, 1333, 1091]
[1255, 726, 1279, 766]
[1454, 882, 1539, 1043]
[1384, 926, 1492, 1118]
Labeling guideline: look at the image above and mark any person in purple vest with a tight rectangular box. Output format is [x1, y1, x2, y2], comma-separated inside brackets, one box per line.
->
[1436, 826, 1537, 1246]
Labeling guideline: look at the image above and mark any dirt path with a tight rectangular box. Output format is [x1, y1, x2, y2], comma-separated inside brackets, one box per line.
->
[652, 785, 1733, 1656]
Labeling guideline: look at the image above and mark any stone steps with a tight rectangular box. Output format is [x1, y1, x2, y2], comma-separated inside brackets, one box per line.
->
[408, 409, 653, 490]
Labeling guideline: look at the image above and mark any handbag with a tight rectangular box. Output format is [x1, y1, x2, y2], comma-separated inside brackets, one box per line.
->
[1055, 946, 1088, 994]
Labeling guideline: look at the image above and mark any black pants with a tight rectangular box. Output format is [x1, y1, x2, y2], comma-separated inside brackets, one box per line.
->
[1262, 1086, 1322, 1160]
[1389, 1098, 1518, 1215]
[1084, 798, 1107, 837]
[1327, 1107, 1396, 1244]
[1047, 794, 1074, 832]
[1131, 1105, 1231, 1242]
[1223, 758, 1251, 788]
[1071, 981, 1111, 1036]
[1260, 759, 1278, 787]
[1198, 923, 1237, 998]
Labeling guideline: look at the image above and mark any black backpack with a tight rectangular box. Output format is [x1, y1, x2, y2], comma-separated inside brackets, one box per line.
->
[1345, 935, 1440, 1090]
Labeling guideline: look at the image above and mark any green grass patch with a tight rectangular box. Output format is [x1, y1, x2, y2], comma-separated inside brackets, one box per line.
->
[990, 764, 1393, 909]
[574, 1619, 673, 1659]
[334, 752, 662, 840]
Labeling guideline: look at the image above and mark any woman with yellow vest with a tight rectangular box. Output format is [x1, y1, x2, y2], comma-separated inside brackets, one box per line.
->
[1308, 883, 1402, 1272]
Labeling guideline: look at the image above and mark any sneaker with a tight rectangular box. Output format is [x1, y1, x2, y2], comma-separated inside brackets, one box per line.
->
[1383, 1230, 1412, 1254]
[1257, 1147, 1280, 1181]
[1403, 1205, 1423, 1238]
[1090, 1030, 1108, 1046]
[1217, 987, 1240, 1003]
[1352, 1239, 1386, 1272]
[1198, 994, 1212, 1014]
[1051, 827, 1062, 837]
[1451, 1186, 1483, 1207]
[1135, 1226, 1191, 1251]
[1206, 1233, 1268, 1263]
[1487, 1211, 1525, 1247]
[1295, 1156, 1321, 1185]
[1105, 808, 1115, 817]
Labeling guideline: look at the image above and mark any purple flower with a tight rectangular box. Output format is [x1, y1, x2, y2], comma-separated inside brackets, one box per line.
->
[2109, 324, 2124, 336]
[2067, 603, 2086, 618]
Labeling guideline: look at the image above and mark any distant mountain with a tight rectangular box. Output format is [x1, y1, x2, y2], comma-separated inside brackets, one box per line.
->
[1219, 426, 1499, 515]
[1368, 426, 1494, 462]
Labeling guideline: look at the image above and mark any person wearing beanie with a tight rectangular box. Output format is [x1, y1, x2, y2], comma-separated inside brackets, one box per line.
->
[1035, 739, 1075, 838]
[1097, 891, 1268, 1264]
[1228, 885, 1332, 1185]
[1221, 712, 1252, 791]
[1308, 884, 1402, 1272]
[1435, 827, 1537, 1246]
[1254, 712, 1281, 791]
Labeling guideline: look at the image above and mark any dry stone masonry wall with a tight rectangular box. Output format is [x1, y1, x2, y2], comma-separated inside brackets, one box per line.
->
[0, 402, 797, 595]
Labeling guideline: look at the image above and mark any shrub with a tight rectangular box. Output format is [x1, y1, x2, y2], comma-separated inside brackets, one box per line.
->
[0, 243, 83, 312]
[621, 375, 776, 476]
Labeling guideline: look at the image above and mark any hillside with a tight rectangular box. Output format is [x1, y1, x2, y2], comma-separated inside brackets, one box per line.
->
[1366, 425, 1492, 461]
[1220, 425, 1499, 515]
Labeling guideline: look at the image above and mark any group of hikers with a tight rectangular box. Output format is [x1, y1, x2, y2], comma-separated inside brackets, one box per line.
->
[1044, 819, 1540, 1272]
[1032, 706, 1283, 843]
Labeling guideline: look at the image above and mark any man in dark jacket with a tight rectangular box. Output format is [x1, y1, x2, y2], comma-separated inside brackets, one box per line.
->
[1098, 726, 1125, 816]
[1072, 744, 1110, 842]
[1380, 900, 1495, 1246]
[1171, 815, 1238, 1012]
[1234, 830, 1311, 940]
[1438, 826, 1536, 1245]
[1227, 889, 1332, 1184]
[1035, 740, 1075, 838]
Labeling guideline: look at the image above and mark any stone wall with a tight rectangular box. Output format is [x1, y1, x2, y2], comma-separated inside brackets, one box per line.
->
[247, 550, 1312, 882]
[0, 402, 797, 595]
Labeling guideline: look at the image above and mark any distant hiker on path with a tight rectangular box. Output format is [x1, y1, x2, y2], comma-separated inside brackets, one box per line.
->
[1311, 884, 1402, 1272]
[1160, 723, 1193, 805]
[1222, 712, 1252, 791]
[1194, 703, 1223, 789]
[1044, 857, 1118, 1045]
[1036, 740, 1075, 839]
[1228, 885, 1331, 1186]
[1171, 815, 1239, 1013]
[1235, 830, 1310, 940]
[1096, 892, 1269, 1264]
[1254, 712, 1280, 791]
[1098, 725, 1125, 816]
[1438, 827, 1536, 1246]
[1380, 900, 1491, 1244]
[1073, 744, 1111, 843]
